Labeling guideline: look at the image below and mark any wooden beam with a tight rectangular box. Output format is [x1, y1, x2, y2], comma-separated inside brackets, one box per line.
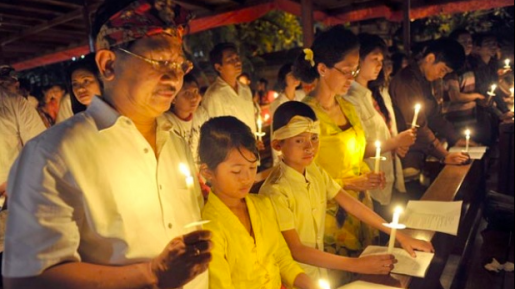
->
[301, 0, 315, 47]
[0, 3, 63, 16]
[0, 12, 44, 23]
[403, 0, 411, 55]
[83, 0, 95, 53]
[1, 9, 84, 47]
[25, 0, 83, 9]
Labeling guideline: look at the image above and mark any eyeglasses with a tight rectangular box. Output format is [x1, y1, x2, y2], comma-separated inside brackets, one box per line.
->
[118, 48, 193, 75]
[332, 66, 361, 78]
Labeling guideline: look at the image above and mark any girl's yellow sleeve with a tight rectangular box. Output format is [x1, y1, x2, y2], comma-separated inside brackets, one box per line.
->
[204, 222, 237, 289]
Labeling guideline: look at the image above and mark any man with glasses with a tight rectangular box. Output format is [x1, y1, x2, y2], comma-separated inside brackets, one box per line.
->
[3, 1, 212, 288]
[202, 43, 258, 136]
[390, 38, 471, 174]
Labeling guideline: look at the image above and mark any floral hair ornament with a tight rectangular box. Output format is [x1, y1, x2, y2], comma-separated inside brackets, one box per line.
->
[304, 48, 316, 67]
[273, 116, 320, 141]
[95, 0, 191, 51]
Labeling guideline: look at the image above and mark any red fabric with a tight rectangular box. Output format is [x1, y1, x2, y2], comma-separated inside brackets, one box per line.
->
[12, 0, 515, 71]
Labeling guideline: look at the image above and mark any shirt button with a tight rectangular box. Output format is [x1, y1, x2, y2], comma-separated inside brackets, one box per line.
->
[144, 148, 149, 154]
[168, 223, 173, 229]
[159, 185, 163, 190]
[125, 120, 131, 125]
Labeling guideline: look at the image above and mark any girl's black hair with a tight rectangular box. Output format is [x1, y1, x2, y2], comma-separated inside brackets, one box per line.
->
[358, 33, 392, 126]
[276, 63, 294, 92]
[199, 116, 259, 170]
[293, 25, 360, 84]
[183, 74, 199, 87]
[272, 101, 317, 133]
[66, 54, 103, 115]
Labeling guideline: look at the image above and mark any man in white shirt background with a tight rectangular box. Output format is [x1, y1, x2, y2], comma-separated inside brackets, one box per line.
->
[3, 0, 212, 288]
[202, 43, 258, 134]
[0, 65, 46, 288]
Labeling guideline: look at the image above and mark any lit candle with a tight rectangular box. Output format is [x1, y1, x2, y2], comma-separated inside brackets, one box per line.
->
[505, 59, 511, 70]
[488, 84, 497, 97]
[257, 116, 264, 142]
[510, 87, 514, 98]
[465, 129, 471, 153]
[412, 104, 422, 128]
[374, 141, 382, 173]
[264, 113, 271, 122]
[388, 206, 403, 254]
[179, 163, 194, 189]
[319, 279, 331, 289]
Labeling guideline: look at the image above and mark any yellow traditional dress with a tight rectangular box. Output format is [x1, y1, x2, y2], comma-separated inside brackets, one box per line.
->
[304, 95, 378, 284]
[202, 193, 304, 289]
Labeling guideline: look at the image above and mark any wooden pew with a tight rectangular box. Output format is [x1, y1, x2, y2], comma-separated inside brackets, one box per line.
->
[360, 159, 486, 289]
[498, 120, 514, 195]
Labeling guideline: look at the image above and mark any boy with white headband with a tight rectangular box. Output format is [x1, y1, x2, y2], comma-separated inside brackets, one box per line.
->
[259, 101, 434, 286]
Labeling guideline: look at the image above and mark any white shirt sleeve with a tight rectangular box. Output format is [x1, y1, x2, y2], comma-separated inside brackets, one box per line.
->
[3, 140, 82, 277]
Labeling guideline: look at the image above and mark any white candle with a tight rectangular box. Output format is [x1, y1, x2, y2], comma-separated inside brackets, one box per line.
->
[465, 129, 471, 153]
[505, 59, 511, 70]
[488, 84, 497, 96]
[388, 206, 403, 254]
[412, 104, 422, 128]
[374, 141, 382, 173]
[318, 279, 331, 289]
[257, 116, 263, 141]
[180, 163, 194, 189]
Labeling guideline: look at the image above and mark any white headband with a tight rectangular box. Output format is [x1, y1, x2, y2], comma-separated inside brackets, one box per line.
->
[273, 116, 320, 140]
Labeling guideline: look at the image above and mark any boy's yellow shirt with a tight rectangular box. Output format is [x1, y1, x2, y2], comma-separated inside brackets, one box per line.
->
[259, 161, 341, 281]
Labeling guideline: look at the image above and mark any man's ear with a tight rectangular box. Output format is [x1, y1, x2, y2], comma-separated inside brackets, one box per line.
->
[200, 164, 215, 182]
[214, 63, 223, 74]
[271, 139, 283, 152]
[424, 53, 436, 65]
[96, 50, 117, 81]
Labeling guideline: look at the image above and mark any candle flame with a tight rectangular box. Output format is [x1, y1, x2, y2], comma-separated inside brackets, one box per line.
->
[318, 279, 331, 289]
[375, 140, 381, 149]
[394, 206, 403, 215]
[465, 129, 471, 136]
[506, 59, 511, 66]
[415, 104, 422, 112]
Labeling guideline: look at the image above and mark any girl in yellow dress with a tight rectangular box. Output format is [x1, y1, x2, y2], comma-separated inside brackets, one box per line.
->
[199, 116, 317, 289]
[293, 25, 386, 285]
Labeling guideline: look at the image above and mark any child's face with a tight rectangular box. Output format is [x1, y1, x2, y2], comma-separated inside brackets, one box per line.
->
[207, 148, 258, 200]
[275, 132, 320, 170]
[173, 81, 201, 115]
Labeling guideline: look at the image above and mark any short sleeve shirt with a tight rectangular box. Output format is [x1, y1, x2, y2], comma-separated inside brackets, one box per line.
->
[259, 162, 341, 280]
[3, 97, 208, 289]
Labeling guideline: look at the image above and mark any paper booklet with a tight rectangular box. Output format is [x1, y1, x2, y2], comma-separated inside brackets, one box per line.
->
[449, 146, 488, 160]
[360, 246, 435, 278]
[338, 281, 401, 289]
[402, 201, 463, 236]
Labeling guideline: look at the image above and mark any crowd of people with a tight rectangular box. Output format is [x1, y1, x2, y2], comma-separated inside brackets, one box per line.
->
[0, 0, 513, 288]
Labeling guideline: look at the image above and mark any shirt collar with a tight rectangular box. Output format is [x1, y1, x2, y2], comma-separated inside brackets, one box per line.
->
[87, 96, 174, 132]
[279, 161, 311, 185]
[87, 96, 121, 131]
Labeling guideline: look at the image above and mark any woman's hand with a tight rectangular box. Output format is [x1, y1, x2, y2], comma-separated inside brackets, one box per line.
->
[345, 172, 386, 191]
[352, 255, 398, 275]
[395, 128, 417, 148]
[397, 232, 435, 258]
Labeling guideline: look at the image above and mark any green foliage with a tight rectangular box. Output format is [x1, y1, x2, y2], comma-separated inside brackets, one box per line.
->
[184, 10, 303, 76]
[413, 8, 514, 41]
